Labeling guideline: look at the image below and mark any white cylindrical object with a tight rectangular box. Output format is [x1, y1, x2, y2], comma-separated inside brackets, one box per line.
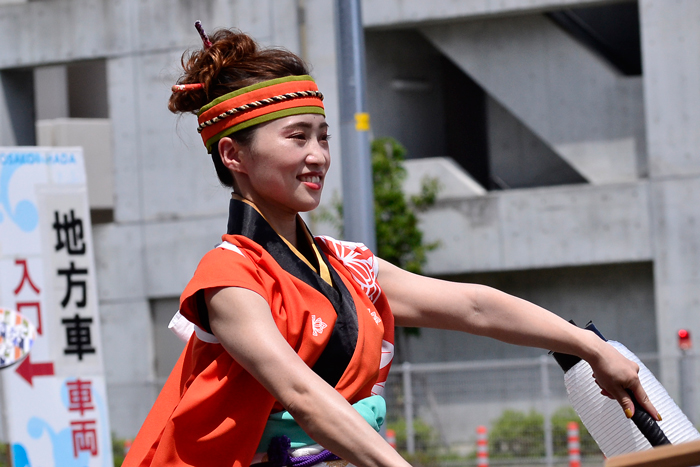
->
[612, 341, 700, 445]
[563, 340, 700, 458]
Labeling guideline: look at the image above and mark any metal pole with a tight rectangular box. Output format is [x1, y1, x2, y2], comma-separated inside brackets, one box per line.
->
[334, 0, 376, 252]
[540, 355, 554, 467]
[402, 362, 415, 455]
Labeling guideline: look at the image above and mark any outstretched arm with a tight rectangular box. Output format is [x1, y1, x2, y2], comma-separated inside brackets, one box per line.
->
[376, 258, 660, 421]
[206, 286, 411, 467]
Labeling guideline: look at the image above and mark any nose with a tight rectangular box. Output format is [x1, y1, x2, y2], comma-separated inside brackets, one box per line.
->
[305, 139, 329, 168]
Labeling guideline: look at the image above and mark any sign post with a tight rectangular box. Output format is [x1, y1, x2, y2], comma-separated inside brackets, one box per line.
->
[0, 147, 112, 467]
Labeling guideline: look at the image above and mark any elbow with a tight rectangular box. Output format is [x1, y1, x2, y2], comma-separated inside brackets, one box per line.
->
[284, 396, 331, 445]
[282, 385, 327, 437]
[462, 284, 495, 336]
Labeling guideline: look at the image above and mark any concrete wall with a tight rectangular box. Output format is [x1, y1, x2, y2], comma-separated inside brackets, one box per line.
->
[419, 181, 652, 275]
[362, 0, 621, 28]
[639, 0, 700, 409]
[487, 96, 587, 188]
[421, 13, 646, 185]
[363, 26, 591, 189]
[0, 68, 34, 145]
[365, 29, 446, 159]
[36, 119, 114, 210]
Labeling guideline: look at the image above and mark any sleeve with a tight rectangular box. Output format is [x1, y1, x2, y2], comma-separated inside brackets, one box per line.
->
[178, 243, 269, 331]
[314, 235, 382, 303]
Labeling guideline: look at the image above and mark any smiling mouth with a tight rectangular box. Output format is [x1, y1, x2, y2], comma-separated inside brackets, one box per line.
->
[298, 175, 322, 183]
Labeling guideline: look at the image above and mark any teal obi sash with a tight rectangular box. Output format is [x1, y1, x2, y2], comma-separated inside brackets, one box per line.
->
[256, 395, 386, 452]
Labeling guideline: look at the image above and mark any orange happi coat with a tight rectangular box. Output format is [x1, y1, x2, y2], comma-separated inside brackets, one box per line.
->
[124, 199, 394, 467]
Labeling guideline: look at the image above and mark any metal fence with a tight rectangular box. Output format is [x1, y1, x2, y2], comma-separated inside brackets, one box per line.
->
[383, 352, 698, 467]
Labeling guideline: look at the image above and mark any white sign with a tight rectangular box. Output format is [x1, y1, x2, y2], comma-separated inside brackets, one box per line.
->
[0, 147, 113, 467]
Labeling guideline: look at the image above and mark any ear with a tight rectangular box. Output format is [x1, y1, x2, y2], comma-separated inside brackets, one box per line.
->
[218, 137, 248, 175]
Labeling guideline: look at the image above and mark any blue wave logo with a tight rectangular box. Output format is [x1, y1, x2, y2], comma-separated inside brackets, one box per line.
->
[0, 155, 40, 232]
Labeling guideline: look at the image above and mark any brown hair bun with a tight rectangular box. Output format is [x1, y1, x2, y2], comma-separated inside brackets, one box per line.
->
[168, 29, 310, 115]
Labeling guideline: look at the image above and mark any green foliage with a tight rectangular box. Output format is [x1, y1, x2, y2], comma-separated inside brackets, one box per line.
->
[386, 417, 442, 467]
[0, 437, 131, 466]
[112, 434, 129, 467]
[0, 443, 9, 467]
[489, 409, 544, 458]
[487, 407, 601, 459]
[551, 406, 600, 457]
[371, 137, 439, 274]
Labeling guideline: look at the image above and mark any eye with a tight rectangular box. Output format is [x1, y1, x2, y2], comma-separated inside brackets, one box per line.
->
[321, 134, 331, 142]
[289, 133, 306, 140]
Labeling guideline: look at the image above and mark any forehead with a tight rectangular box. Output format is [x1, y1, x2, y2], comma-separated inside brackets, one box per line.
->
[266, 114, 328, 131]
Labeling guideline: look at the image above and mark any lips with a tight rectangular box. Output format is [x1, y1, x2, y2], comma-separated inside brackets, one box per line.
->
[298, 173, 323, 190]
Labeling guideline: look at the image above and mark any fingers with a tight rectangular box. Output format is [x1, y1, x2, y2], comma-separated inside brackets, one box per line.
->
[592, 371, 636, 416]
[592, 372, 661, 421]
[593, 376, 615, 399]
[628, 382, 662, 422]
[614, 390, 636, 419]
[589, 346, 662, 422]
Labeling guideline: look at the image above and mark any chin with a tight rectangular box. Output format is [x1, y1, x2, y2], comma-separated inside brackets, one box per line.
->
[298, 202, 322, 213]
[292, 191, 323, 213]
[295, 197, 322, 213]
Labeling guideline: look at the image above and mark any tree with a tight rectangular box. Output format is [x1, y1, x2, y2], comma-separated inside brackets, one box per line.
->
[371, 137, 439, 274]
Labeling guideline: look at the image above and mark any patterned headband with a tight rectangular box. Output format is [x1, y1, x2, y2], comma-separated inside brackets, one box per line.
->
[196, 75, 325, 153]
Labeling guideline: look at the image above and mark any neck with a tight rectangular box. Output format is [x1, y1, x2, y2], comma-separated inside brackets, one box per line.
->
[266, 213, 298, 247]
[232, 193, 300, 247]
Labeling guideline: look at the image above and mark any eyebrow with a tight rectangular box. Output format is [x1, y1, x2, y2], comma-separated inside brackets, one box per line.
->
[281, 121, 329, 131]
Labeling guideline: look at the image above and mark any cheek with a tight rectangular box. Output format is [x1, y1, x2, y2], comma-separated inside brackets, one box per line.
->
[249, 161, 295, 189]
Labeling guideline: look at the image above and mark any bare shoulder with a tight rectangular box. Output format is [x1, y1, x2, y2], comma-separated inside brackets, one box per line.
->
[205, 285, 267, 312]
[204, 286, 273, 336]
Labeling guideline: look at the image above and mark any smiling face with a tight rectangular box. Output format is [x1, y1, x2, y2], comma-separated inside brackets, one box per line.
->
[219, 113, 331, 221]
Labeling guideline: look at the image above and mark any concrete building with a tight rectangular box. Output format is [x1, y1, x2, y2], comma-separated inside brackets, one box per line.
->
[0, 0, 698, 443]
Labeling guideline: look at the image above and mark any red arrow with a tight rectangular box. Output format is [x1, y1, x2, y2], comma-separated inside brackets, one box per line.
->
[15, 354, 54, 386]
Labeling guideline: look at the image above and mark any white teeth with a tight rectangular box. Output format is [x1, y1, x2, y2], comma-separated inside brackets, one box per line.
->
[300, 176, 320, 183]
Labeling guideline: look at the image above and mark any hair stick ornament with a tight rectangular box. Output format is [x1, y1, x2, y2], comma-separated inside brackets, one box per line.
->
[172, 83, 204, 93]
[195, 20, 212, 49]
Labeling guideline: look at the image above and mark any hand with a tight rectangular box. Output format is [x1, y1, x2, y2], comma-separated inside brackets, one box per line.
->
[588, 342, 661, 422]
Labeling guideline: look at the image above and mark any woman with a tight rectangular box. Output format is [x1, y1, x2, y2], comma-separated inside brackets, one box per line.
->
[124, 26, 658, 467]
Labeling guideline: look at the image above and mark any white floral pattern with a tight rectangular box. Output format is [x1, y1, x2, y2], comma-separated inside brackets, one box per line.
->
[311, 314, 328, 336]
[317, 236, 393, 397]
[315, 236, 382, 303]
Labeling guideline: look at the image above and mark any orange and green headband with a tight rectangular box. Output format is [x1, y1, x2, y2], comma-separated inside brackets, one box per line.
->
[193, 75, 325, 153]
